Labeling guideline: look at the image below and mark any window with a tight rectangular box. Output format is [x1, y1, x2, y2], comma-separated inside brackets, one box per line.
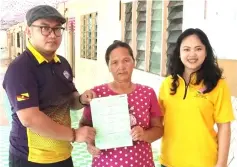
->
[166, 1, 183, 74]
[136, 1, 146, 71]
[167, 1, 183, 56]
[17, 32, 20, 48]
[150, 0, 163, 74]
[124, 2, 132, 45]
[122, 0, 184, 75]
[80, 12, 97, 60]
[122, 0, 163, 75]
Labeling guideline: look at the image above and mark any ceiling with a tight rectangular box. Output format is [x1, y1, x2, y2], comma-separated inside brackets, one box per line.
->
[0, 0, 69, 30]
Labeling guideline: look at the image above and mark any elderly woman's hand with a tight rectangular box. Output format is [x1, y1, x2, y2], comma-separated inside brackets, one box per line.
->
[87, 143, 101, 158]
[131, 126, 145, 141]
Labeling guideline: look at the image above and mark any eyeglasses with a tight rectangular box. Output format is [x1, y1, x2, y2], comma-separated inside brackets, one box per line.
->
[31, 25, 65, 37]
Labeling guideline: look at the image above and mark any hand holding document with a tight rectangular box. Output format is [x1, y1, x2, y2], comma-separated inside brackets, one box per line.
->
[90, 94, 133, 149]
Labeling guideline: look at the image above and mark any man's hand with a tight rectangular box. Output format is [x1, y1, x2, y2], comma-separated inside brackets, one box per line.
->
[131, 126, 145, 141]
[87, 144, 101, 158]
[75, 126, 96, 143]
[80, 90, 96, 105]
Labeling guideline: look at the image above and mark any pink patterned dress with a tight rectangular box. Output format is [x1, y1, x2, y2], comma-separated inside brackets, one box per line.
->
[83, 83, 162, 167]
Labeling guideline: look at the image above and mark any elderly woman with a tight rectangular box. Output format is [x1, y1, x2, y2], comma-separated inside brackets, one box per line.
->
[80, 40, 164, 167]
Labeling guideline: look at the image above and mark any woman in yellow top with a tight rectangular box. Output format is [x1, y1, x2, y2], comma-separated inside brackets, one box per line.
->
[159, 28, 235, 167]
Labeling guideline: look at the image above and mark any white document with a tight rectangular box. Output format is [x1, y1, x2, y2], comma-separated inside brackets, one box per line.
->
[90, 94, 133, 149]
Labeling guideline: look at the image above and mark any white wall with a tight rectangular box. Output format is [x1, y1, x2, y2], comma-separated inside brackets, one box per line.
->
[0, 31, 7, 48]
[0, 30, 8, 59]
[183, 0, 237, 60]
[183, 0, 206, 30]
[230, 97, 237, 167]
[56, 32, 67, 58]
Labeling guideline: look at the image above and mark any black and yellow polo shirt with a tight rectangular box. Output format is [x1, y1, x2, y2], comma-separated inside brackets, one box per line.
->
[3, 42, 77, 163]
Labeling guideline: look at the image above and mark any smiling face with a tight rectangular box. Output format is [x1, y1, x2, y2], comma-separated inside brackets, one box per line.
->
[108, 47, 135, 82]
[180, 34, 207, 73]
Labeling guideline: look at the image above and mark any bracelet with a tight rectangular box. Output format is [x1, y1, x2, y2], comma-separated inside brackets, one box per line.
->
[71, 128, 76, 143]
[78, 95, 87, 105]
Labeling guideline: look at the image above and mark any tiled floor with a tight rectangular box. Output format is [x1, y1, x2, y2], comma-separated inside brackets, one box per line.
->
[0, 112, 160, 167]
[0, 126, 10, 167]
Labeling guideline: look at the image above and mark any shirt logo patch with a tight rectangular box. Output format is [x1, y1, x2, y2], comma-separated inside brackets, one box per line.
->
[63, 70, 70, 79]
[197, 87, 206, 94]
[195, 87, 207, 99]
[16, 93, 30, 101]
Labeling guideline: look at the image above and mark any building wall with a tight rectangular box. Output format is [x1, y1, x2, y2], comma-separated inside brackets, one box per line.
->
[0, 31, 8, 59]
[0, 31, 7, 48]
[6, 22, 26, 59]
[56, 0, 237, 96]
[183, 0, 237, 97]
[57, 0, 164, 94]
[218, 60, 237, 96]
[230, 97, 237, 167]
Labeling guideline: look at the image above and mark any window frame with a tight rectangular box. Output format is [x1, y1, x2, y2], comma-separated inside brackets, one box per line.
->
[121, 0, 170, 76]
[80, 12, 98, 60]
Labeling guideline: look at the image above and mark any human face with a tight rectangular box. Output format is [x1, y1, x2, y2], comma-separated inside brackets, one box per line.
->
[180, 34, 206, 73]
[27, 19, 64, 54]
[108, 47, 135, 82]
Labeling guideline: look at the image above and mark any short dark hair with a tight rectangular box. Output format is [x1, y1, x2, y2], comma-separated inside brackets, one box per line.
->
[167, 28, 223, 95]
[105, 40, 134, 65]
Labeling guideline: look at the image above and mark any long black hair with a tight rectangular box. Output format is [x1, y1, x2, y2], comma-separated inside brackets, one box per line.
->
[167, 28, 223, 95]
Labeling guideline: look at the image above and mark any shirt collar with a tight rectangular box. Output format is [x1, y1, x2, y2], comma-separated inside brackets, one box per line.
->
[178, 72, 204, 86]
[27, 42, 61, 64]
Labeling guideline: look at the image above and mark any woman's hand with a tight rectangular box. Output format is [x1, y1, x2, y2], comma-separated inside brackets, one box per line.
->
[87, 143, 101, 158]
[131, 126, 145, 141]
